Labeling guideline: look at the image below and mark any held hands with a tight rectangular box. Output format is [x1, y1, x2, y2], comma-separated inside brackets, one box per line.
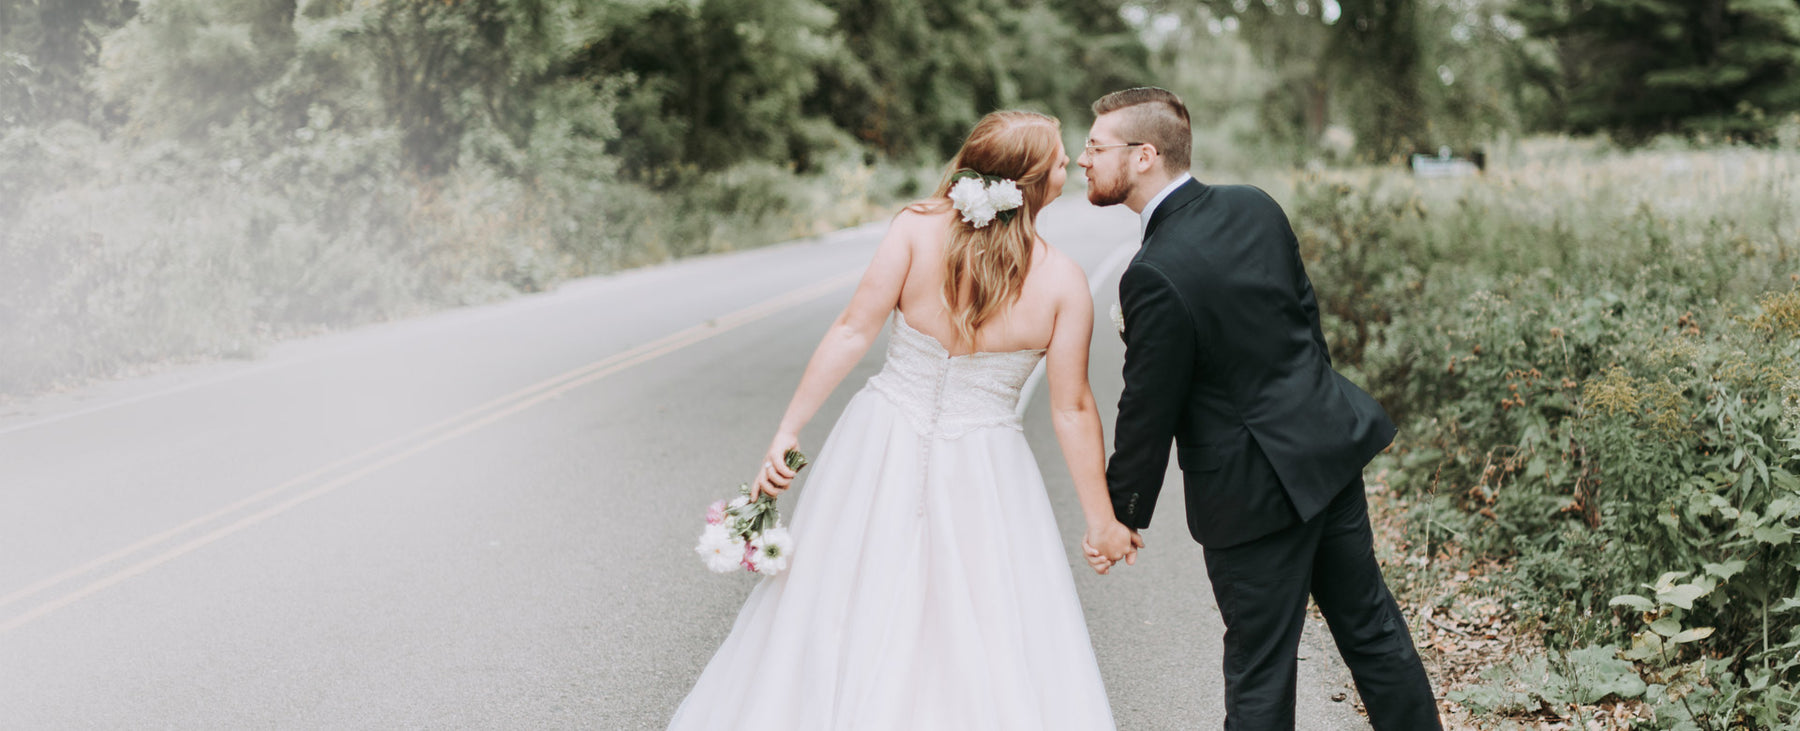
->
[751, 433, 802, 499]
[1082, 521, 1144, 575]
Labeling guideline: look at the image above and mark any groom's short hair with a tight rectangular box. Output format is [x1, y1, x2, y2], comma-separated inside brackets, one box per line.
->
[1092, 88, 1191, 174]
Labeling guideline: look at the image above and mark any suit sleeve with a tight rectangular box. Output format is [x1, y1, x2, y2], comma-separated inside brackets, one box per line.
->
[1106, 261, 1198, 530]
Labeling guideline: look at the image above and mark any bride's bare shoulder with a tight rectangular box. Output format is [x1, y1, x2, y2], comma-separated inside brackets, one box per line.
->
[1033, 242, 1089, 291]
[894, 199, 954, 231]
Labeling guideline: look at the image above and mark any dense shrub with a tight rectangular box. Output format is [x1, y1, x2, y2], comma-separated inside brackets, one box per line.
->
[1290, 141, 1800, 726]
[0, 118, 915, 395]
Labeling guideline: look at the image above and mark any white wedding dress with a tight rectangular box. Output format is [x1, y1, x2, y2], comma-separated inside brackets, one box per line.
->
[668, 310, 1116, 731]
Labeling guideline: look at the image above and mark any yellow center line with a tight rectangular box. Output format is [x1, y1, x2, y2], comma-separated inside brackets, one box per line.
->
[0, 269, 862, 634]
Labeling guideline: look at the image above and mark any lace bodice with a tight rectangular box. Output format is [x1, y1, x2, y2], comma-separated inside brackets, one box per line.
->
[863, 310, 1045, 439]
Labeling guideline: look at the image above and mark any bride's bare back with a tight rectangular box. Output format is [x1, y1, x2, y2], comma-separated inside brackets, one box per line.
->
[890, 207, 1087, 356]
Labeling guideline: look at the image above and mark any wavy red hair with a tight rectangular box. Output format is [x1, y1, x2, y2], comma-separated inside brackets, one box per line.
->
[908, 110, 1062, 347]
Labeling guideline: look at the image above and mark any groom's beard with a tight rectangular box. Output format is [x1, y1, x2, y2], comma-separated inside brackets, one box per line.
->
[1086, 171, 1130, 207]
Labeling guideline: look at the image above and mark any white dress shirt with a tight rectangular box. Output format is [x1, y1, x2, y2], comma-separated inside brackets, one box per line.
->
[1139, 172, 1194, 233]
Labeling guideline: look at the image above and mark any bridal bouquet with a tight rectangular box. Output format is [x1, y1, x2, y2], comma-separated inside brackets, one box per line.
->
[695, 449, 809, 576]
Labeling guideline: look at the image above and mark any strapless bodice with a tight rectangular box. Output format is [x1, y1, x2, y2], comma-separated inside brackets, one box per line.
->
[862, 311, 1045, 439]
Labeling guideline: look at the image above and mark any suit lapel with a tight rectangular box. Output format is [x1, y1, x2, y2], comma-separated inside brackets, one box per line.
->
[1142, 178, 1209, 244]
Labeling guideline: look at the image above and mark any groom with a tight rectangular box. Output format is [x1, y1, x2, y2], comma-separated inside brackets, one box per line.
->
[1079, 87, 1442, 730]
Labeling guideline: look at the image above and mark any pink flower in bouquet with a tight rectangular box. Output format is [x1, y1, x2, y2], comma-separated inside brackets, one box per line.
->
[740, 542, 760, 573]
[706, 500, 727, 525]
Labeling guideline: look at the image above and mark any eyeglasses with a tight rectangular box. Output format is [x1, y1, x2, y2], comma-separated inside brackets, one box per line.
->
[1083, 142, 1146, 156]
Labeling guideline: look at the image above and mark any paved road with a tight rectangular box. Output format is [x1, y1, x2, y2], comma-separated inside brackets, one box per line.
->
[0, 198, 1366, 728]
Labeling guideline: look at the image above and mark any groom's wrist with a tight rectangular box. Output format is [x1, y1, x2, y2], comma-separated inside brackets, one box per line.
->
[1110, 490, 1145, 526]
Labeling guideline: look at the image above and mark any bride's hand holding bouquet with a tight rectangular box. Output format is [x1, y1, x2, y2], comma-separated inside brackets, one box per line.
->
[694, 444, 809, 577]
[752, 433, 803, 499]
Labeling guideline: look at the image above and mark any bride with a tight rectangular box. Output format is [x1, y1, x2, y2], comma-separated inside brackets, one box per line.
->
[668, 110, 1136, 730]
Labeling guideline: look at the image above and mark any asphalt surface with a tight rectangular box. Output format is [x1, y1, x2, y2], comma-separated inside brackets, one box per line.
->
[0, 197, 1369, 729]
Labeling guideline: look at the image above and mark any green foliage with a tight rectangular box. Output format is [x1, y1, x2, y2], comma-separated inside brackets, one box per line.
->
[1450, 645, 1645, 714]
[577, 0, 1145, 181]
[0, 0, 135, 125]
[813, 0, 1144, 162]
[1129, 5, 1298, 171]
[585, 0, 845, 182]
[1326, 0, 1429, 159]
[0, 111, 909, 394]
[0, 0, 1134, 396]
[1137, 0, 1533, 165]
[1291, 144, 1800, 724]
[1413, 0, 1534, 149]
[1512, 0, 1800, 144]
[98, 0, 298, 141]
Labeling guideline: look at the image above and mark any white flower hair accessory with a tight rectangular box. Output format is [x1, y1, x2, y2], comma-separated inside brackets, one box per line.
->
[947, 170, 1025, 229]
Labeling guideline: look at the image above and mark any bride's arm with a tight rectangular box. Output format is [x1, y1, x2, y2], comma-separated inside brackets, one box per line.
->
[1043, 264, 1137, 566]
[752, 213, 916, 497]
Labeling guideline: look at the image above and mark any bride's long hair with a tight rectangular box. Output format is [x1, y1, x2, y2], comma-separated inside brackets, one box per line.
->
[909, 110, 1062, 348]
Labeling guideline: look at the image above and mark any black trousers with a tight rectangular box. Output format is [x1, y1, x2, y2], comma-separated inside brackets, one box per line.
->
[1201, 479, 1442, 730]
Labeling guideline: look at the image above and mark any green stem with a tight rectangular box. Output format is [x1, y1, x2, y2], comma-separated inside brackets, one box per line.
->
[1664, 634, 1716, 731]
[1762, 553, 1771, 662]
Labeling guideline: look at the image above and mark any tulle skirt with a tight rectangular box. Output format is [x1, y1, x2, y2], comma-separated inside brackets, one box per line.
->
[667, 387, 1116, 730]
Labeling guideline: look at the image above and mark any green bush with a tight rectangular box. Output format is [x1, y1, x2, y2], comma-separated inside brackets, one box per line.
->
[0, 0, 992, 398]
[0, 116, 913, 395]
[1289, 142, 1800, 726]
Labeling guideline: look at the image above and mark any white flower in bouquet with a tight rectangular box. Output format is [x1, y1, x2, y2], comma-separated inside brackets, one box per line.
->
[1110, 303, 1125, 334]
[751, 527, 795, 576]
[696, 524, 746, 573]
[986, 179, 1024, 213]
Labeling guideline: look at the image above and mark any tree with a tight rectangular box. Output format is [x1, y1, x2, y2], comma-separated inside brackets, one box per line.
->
[573, 0, 1146, 183]
[1413, 0, 1535, 148]
[354, 0, 519, 174]
[96, 0, 304, 141]
[811, 0, 1145, 162]
[1328, 0, 1430, 159]
[1513, 0, 1800, 143]
[0, 0, 137, 126]
[580, 0, 843, 185]
[1141, 0, 1432, 162]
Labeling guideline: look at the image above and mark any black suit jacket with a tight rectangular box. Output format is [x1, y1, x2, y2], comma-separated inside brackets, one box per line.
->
[1106, 179, 1396, 548]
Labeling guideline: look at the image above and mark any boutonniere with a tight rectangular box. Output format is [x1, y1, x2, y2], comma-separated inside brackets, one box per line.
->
[1109, 303, 1125, 336]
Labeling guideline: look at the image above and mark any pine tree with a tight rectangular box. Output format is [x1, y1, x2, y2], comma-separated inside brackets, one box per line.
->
[1513, 0, 1800, 142]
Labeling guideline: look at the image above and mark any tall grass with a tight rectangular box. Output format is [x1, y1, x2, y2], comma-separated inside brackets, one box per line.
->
[1288, 140, 1800, 726]
[0, 122, 924, 397]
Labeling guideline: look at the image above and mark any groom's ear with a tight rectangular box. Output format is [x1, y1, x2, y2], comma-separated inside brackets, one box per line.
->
[1132, 144, 1160, 173]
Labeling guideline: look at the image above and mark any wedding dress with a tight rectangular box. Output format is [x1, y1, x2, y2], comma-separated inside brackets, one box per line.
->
[667, 309, 1116, 731]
